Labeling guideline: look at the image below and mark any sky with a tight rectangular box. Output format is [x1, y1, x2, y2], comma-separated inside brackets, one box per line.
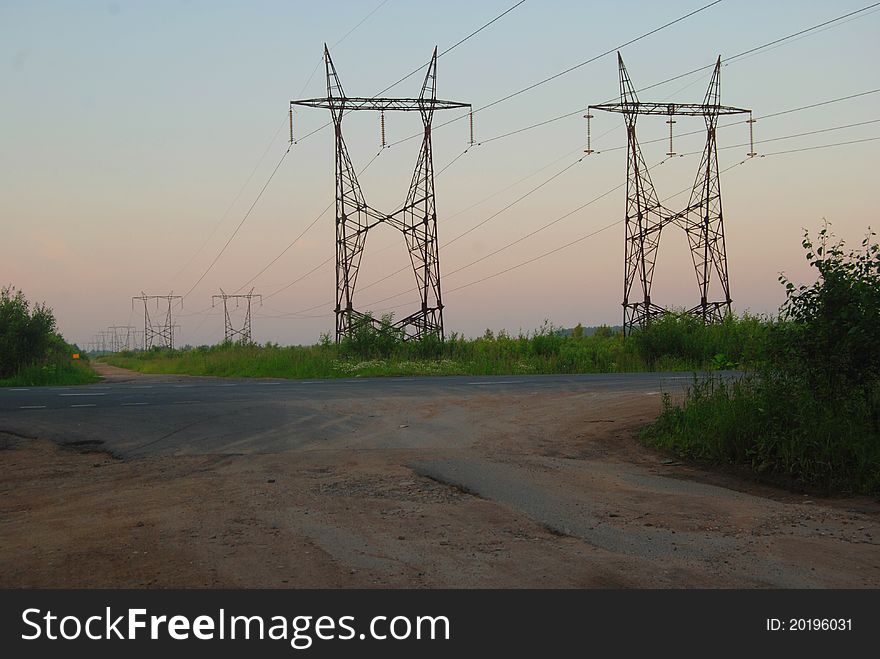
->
[1, 0, 878, 347]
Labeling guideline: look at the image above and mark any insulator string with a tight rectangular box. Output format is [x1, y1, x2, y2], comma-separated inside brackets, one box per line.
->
[584, 112, 594, 155]
[666, 116, 676, 156]
[747, 112, 757, 157]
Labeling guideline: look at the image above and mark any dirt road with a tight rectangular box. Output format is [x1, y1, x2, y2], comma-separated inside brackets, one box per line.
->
[1, 365, 877, 588]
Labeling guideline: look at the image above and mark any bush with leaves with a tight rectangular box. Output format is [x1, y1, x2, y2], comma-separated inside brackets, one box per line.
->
[0, 286, 59, 377]
[776, 226, 880, 402]
[339, 313, 406, 358]
[645, 225, 880, 492]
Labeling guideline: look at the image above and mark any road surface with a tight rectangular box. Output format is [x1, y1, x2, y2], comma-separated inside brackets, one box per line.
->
[0, 371, 699, 458]
[1, 367, 877, 588]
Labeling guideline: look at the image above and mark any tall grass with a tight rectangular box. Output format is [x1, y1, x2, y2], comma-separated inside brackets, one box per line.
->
[643, 375, 880, 493]
[0, 357, 99, 387]
[105, 314, 767, 380]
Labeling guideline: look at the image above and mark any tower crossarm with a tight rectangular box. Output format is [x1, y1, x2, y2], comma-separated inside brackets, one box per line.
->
[590, 101, 749, 117]
[291, 97, 470, 112]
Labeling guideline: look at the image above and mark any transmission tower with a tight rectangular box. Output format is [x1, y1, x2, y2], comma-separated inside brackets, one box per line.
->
[589, 54, 752, 335]
[212, 289, 261, 344]
[291, 45, 470, 342]
[132, 293, 182, 349]
[108, 325, 136, 352]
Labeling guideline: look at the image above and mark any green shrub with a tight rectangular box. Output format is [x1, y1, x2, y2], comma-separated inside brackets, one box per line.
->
[644, 225, 880, 493]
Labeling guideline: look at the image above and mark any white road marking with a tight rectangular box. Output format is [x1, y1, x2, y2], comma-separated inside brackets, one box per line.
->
[19, 405, 46, 409]
[70, 404, 96, 408]
[467, 381, 526, 386]
[131, 386, 154, 389]
[174, 400, 202, 404]
[121, 402, 149, 406]
[217, 384, 237, 387]
[60, 393, 107, 397]
[257, 382, 281, 385]
[9, 388, 31, 391]
[173, 385, 195, 388]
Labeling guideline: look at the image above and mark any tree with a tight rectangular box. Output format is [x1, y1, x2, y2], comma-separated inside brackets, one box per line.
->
[0, 286, 59, 377]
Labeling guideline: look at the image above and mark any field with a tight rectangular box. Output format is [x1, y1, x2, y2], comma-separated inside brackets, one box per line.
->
[104, 314, 768, 379]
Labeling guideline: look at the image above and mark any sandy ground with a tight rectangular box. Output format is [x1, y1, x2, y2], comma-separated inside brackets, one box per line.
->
[1, 364, 878, 588]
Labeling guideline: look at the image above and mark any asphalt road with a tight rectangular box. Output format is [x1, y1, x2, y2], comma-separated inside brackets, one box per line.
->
[0, 373, 703, 458]
[5, 369, 879, 589]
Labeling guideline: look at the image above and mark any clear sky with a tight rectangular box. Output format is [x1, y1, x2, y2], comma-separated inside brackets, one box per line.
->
[2, 0, 878, 347]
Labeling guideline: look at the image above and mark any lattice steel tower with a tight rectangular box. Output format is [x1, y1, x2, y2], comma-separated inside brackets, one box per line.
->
[212, 289, 261, 344]
[292, 45, 470, 342]
[590, 54, 752, 334]
[133, 293, 182, 349]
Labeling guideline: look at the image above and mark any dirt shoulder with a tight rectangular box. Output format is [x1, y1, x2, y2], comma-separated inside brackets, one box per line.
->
[90, 361, 222, 385]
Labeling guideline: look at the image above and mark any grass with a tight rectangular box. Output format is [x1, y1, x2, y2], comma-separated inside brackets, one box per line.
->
[0, 358, 99, 387]
[643, 226, 880, 494]
[642, 375, 880, 494]
[103, 314, 769, 380]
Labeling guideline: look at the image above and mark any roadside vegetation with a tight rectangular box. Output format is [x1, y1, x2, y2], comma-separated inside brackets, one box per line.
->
[0, 286, 97, 387]
[643, 226, 880, 493]
[105, 312, 768, 379]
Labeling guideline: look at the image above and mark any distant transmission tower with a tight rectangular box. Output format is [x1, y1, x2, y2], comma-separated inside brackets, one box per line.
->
[291, 45, 470, 342]
[132, 293, 182, 349]
[212, 289, 261, 344]
[589, 54, 753, 335]
[108, 325, 136, 352]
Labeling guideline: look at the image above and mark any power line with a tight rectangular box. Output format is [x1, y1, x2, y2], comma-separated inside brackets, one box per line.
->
[167, 2, 397, 312]
[181, 145, 292, 300]
[295, 1, 528, 144]
[377, 131, 880, 307]
[758, 88, 880, 120]
[216, 6, 880, 321]
[235, 148, 385, 295]
[344, 128, 880, 314]
[386, 0, 727, 148]
[297, 0, 391, 97]
[478, 1, 723, 112]
[402, 2, 880, 149]
[228, 4, 527, 300]
[434, 160, 752, 300]
[260, 88, 880, 314]
[254, 2, 730, 303]
[383, 0, 527, 94]
[169, 117, 288, 286]
[758, 134, 880, 157]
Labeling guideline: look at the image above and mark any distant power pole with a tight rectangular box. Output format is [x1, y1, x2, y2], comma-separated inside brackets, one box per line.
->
[108, 325, 137, 351]
[212, 288, 261, 344]
[98, 330, 112, 353]
[589, 53, 753, 335]
[132, 293, 183, 349]
[291, 45, 470, 343]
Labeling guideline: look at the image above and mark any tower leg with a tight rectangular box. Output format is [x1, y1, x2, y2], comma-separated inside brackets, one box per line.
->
[399, 48, 443, 340]
[619, 54, 664, 335]
[685, 57, 731, 323]
[325, 46, 370, 343]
